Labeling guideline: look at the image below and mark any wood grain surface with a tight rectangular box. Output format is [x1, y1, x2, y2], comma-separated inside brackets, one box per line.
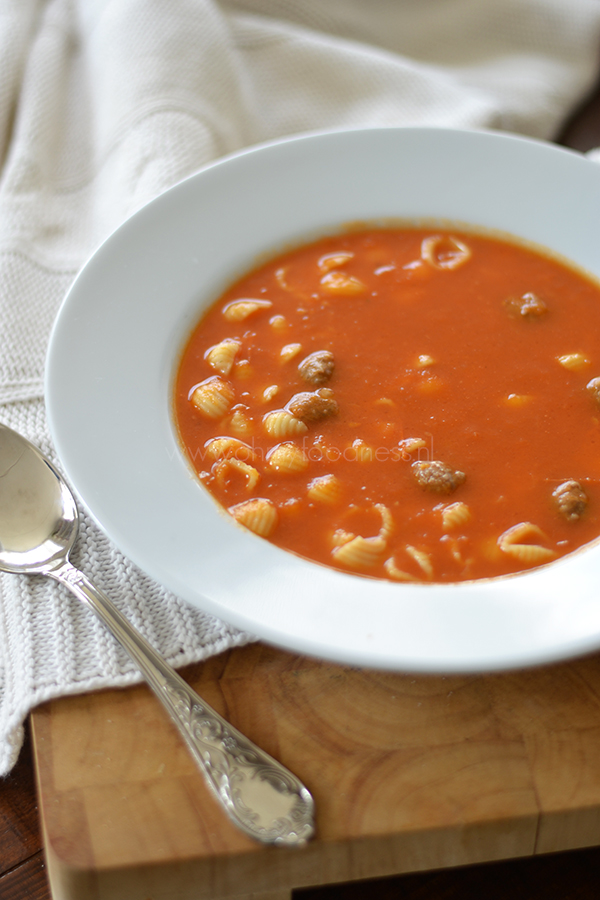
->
[27, 641, 600, 900]
[3, 58, 600, 900]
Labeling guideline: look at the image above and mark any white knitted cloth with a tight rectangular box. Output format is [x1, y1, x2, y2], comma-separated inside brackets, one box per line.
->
[1, 0, 600, 776]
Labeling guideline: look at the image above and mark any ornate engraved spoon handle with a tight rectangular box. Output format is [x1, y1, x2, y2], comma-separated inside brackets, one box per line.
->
[50, 560, 315, 846]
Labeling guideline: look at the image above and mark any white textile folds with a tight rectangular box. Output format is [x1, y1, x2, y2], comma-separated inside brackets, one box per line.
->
[1, 0, 600, 775]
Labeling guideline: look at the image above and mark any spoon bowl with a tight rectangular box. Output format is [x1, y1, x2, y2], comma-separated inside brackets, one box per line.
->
[0, 422, 314, 846]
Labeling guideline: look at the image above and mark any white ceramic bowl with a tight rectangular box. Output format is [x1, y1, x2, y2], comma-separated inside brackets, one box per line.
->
[46, 127, 600, 673]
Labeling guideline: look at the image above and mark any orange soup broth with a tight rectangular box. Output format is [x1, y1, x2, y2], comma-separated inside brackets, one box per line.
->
[174, 227, 600, 583]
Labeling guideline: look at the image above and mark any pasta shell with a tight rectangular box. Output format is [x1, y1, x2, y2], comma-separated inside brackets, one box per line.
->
[332, 535, 387, 569]
[557, 353, 591, 372]
[262, 385, 279, 402]
[405, 545, 434, 579]
[374, 503, 394, 542]
[263, 409, 308, 438]
[497, 522, 556, 563]
[233, 360, 254, 379]
[307, 474, 343, 504]
[267, 442, 309, 474]
[320, 271, 366, 295]
[318, 252, 354, 273]
[205, 339, 241, 376]
[503, 393, 533, 408]
[280, 342, 303, 363]
[190, 378, 234, 419]
[204, 437, 257, 463]
[269, 314, 288, 331]
[421, 235, 472, 270]
[441, 501, 472, 531]
[332, 529, 356, 547]
[214, 459, 260, 491]
[384, 558, 419, 582]
[228, 498, 278, 536]
[222, 298, 272, 321]
[349, 439, 373, 462]
[228, 408, 254, 436]
[397, 438, 427, 458]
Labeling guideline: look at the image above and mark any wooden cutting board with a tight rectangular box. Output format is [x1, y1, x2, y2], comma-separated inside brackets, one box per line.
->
[30, 642, 600, 900]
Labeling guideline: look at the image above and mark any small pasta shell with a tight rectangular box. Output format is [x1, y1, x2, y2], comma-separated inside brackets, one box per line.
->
[374, 503, 394, 542]
[204, 437, 257, 463]
[332, 529, 356, 547]
[190, 378, 234, 419]
[233, 360, 254, 379]
[384, 558, 419, 582]
[415, 354, 435, 368]
[280, 342, 303, 363]
[205, 339, 241, 375]
[307, 474, 342, 504]
[269, 314, 288, 331]
[214, 459, 260, 491]
[320, 271, 366, 295]
[222, 298, 272, 321]
[267, 442, 309, 474]
[228, 408, 253, 436]
[228, 498, 278, 536]
[318, 252, 354, 273]
[441, 501, 472, 531]
[350, 438, 373, 462]
[497, 522, 556, 563]
[262, 384, 279, 402]
[503, 393, 533, 408]
[557, 353, 591, 372]
[398, 438, 427, 457]
[332, 535, 387, 569]
[263, 409, 308, 438]
[421, 235, 472, 270]
[405, 545, 434, 579]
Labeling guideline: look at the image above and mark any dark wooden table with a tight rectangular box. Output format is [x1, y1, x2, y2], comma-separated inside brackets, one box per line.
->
[3, 72, 600, 900]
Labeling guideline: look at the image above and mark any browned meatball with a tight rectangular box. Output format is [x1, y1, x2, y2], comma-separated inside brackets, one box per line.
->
[412, 460, 466, 494]
[298, 350, 335, 385]
[586, 377, 600, 407]
[287, 390, 339, 423]
[552, 480, 588, 521]
[504, 292, 548, 319]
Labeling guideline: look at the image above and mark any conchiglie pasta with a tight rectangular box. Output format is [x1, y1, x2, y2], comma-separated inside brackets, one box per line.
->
[497, 522, 556, 563]
[204, 437, 256, 463]
[267, 442, 309, 474]
[214, 458, 260, 491]
[222, 298, 272, 321]
[190, 378, 234, 419]
[228, 498, 278, 536]
[421, 234, 471, 270]
[440, 501, 471, 531]
[332, 535, 387, 569]
[320, 271, 366, 295]
[205, 339, 241, 375]
[263, 409, 308, 438]
[307, 474, 342, 504]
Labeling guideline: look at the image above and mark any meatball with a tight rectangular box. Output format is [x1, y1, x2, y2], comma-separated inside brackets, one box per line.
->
[298, 350, 335, 385]
[286, 390, 339, 423]
[552, 480, 588, 521]
[412, 460, 466, 494]
[504, 292, 548, 319]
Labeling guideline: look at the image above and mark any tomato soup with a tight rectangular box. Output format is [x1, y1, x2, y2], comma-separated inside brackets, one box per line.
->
[173, 227, 600, 583]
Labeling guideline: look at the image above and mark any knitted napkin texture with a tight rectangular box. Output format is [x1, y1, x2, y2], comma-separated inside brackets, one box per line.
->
[1, 0, 600, 775]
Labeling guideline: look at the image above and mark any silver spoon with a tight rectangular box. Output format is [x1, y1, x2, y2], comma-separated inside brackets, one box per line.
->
[0, 422, 314, 846]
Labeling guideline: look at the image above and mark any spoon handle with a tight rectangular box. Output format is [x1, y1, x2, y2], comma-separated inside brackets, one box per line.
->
[50, 560, 315, 846]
